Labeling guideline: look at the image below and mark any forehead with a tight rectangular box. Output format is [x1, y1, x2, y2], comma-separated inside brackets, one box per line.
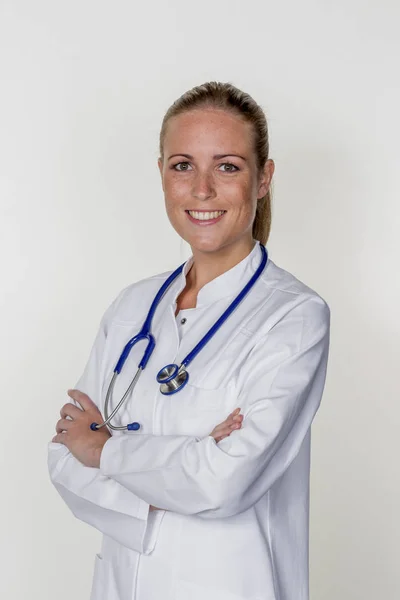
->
[164, 108, 253, 152]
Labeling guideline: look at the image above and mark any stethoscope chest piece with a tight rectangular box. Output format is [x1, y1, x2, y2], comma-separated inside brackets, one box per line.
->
[157, 363, 189, 395]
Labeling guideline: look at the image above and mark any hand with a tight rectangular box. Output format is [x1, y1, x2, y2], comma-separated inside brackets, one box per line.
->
[51, 389, 111, 468]
[209, 407, 243, 443]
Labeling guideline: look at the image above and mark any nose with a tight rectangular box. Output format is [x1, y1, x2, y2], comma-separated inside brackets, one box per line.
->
[191, 170, 216, 201]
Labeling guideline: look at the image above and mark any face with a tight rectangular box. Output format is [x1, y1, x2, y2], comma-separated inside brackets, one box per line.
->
[158, 108, 274, 254]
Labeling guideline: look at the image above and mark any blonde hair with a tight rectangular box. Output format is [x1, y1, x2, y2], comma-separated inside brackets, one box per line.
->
[159, 81, 273, 245]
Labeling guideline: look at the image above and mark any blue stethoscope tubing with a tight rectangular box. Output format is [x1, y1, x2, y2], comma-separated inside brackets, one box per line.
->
[90, 242, 268, 432]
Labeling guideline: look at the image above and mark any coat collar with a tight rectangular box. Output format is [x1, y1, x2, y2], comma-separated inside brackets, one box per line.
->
[172, 240, 265, 308]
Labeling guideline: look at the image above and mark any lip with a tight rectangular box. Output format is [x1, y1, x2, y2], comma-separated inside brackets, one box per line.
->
[185, 209, 226, 226]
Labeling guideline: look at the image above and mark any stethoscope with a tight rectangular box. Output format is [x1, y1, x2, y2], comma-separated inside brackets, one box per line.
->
[90, 242, 268, 433]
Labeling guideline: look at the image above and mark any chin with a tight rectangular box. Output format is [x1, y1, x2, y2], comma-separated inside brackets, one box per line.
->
[186, 235, 229, 255]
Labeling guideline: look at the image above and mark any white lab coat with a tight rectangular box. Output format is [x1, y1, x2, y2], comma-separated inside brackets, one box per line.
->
[48, 242, 330, 600]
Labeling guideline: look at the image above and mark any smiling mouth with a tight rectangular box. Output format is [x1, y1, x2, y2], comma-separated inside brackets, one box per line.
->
[185, 209, 227, 222]
[185, 209, 227, 226]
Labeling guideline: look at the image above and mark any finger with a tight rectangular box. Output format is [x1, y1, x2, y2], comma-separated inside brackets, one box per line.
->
[229, 422, 242, 430]
[67, 389, 96, 411]
[214, 415, 243, 434]
[215, 434, 229, 443]
[226, 408, 242, 422]
[217, 422, 242, 437]
[224, 413, 243, 426]
[60, 403, 82, 419]
[228, 413, 243, 422]
[52, 432, 66, 444]
[56, 418, 73, 434]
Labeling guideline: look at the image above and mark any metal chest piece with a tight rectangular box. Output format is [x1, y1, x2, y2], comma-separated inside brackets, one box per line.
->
[156, 363, 189, 395]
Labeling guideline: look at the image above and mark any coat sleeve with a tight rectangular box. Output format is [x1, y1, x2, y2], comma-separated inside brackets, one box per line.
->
[47, 290, 178, 554]
[99, 294, 331, 519]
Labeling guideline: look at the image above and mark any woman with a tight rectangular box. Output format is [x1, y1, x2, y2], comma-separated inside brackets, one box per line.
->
[48, 81, 330, 600]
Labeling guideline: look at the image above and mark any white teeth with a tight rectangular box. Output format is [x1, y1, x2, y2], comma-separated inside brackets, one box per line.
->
[187, 210, 225, 220]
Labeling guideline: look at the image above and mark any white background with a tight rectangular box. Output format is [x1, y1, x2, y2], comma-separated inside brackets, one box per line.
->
[1, 1, 399, 598]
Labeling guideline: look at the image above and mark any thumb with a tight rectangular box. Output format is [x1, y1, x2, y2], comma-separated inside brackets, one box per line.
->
[67, 389, 96, 411]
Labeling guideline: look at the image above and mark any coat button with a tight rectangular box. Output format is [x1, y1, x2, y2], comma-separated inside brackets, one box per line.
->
[180, 317, 187, 324]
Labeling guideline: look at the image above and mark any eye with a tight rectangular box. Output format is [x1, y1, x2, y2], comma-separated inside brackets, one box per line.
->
[170, 161, 239, 173]
[219, 162, 239, 173]
[171, 162, 192, 171]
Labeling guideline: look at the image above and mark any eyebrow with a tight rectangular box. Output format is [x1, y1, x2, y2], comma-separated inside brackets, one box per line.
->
[167, 153, 247, 161]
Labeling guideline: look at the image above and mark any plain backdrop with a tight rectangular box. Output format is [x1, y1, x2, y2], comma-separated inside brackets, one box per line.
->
[1, 1, 399, 599]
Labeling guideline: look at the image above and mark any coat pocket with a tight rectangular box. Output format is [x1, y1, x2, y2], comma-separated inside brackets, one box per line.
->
[162, 381, 241, 438]
[89, 553, 137, 600]
[180, 380, 238, 411]
[89, 554, 106, 600]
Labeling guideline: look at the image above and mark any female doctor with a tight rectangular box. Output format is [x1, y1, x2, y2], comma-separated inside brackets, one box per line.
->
[48, 81, 330, 600]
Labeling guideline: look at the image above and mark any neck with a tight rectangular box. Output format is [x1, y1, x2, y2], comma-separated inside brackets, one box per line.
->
[186, 237, 257, 294]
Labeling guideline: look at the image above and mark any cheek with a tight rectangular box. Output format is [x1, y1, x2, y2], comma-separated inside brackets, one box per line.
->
[164, 192, 186, 227]
[229, 184, 255, 216]
[227, 175, 253, 201]
[164, 176, 189, 206]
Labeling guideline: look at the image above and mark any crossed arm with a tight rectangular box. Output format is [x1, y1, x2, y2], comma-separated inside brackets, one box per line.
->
[52, 390, 243, 510]
[48, 293, 329, 550]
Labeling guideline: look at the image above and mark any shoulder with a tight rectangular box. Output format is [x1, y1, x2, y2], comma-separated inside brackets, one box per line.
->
[261, 256, 326, 300]
[244, 255, 331, 345]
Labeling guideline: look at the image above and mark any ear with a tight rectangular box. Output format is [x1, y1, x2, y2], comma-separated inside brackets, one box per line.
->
[257, 159, 275, 199]
[158, 157, 164, 190]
